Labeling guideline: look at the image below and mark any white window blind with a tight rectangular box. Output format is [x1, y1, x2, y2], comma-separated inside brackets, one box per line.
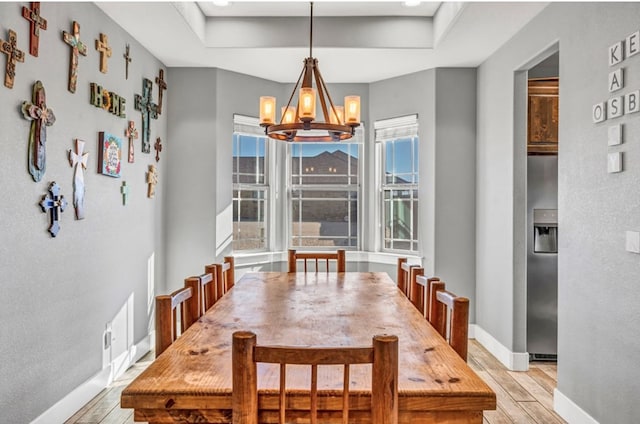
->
[233, 114, 265, 136]
[374, 114, 418, 141]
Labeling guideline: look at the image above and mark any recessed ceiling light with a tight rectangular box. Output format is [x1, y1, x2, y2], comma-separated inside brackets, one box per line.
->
[403, 1, 421, 7]
[212, 0, 229, 6]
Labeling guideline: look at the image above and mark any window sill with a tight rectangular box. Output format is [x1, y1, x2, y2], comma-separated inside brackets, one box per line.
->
[232, 250, 422, 267]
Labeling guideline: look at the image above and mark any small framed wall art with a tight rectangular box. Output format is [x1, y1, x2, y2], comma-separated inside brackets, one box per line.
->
[98, 132, 122, 177]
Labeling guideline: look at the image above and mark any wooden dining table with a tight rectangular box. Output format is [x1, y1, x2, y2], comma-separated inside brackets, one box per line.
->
[121, 272, 496, 423]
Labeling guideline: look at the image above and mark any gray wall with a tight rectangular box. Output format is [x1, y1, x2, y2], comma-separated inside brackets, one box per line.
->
[0, 2, 167, 422]
[370, 68, 477, 319]
[476, 2, 640, 421]
[433, 69, 477, 313]
[165, 68, 220, 292]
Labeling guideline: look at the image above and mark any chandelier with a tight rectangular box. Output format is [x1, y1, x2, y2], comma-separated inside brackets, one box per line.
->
[259, 2, 361, 142]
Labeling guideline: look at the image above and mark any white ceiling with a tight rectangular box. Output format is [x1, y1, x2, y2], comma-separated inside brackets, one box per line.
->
[95, 1, 549, 83]
[197, 1, 443, 17]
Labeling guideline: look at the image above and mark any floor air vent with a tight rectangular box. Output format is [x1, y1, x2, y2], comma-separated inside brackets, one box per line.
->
[530, 353, 557, 362]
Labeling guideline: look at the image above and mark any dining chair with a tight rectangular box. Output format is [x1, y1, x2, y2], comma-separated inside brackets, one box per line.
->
[185, 272, 215, 318]
[407, 266, 424, 309]
[155, 286, 196, 356]
[205, 256, 235, 302]
[432, 288, 470, 361]
[232, 331, 398, 424]
[396, 258, 422, 300]
[428, 280, 446, 334]
[288, 249, 346, 273]
[217, 256, 235, 294]
[204, 263, 220, 302]
[414, 275, 440, 317]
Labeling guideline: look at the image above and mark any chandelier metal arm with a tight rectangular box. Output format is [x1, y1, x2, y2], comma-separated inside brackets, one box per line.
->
[313, 65, 331, 125]
[315, 62, 342, 125]
[281, 65, 306, 125]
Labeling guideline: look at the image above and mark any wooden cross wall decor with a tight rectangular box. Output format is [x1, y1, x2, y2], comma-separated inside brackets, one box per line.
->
[125, 120, 139, 163]
[123, 44, 132, 80]
[155, 69, 167, 114]
[68, 139, 89, 220]
[121, 181, 129, 205]
[22, 2, 47, 57]
[134, 78, 158, 153]
[154, 137, 162, 162]
[95, 33, 112, 73]
[0, 29, 25, 89]
[147, 164, 158, 198]
[62, 21, 88, 93]
[22, 80, 56, 182]
[40, 182, 68, 237]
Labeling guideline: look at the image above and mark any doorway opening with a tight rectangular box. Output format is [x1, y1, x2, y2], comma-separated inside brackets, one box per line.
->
[526, 51, 559, 362]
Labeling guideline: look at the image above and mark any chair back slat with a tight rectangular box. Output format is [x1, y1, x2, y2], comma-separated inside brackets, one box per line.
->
[254, 345, 374, 364]
[288, 249, 346, 273]
[232, 331, 398, 424]
[155, 286, 194, 356]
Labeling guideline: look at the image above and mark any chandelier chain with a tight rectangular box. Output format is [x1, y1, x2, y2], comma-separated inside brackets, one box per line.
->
[309, 2, 313, 58]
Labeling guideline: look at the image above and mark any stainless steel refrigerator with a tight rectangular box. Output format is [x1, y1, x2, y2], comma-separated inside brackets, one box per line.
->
[527, 156, 558, 360]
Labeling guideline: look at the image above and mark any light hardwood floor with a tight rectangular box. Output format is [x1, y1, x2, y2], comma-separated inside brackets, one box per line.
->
[65, 340, 565, 424]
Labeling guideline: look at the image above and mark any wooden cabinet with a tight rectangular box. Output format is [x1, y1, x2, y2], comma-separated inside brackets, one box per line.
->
[528, 78, 558, 155]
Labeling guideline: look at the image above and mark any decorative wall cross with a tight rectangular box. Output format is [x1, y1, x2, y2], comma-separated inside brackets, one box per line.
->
[0, 29, 25, 89]
[147, 164, 158, 198]
[155, 68, 167, 114]
[62, 21, 88, 93]
[134, 78, 158, 153]
[121, 181, 129, 205]
[68, 139, 89, 220]
[22, 2, 47, 57]
[95, 33, 112, 73]
[40, 182, 67, 237]
[154, 137, 162, 162]
[125, 120, 139, 163]
[123, 44, 132, 80]
[22, 80, 56, 182]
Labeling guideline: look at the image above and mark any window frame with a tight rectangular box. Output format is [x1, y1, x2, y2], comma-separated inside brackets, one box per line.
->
[232, 116, 271, 252]
[286, 129, 364, 250]
[375, 115, 419, 254]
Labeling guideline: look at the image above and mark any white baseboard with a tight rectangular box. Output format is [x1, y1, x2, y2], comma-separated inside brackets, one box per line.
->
[554, 388, 600, 424]
[474, 325, 529, 371]
[30, 366, 111, 424]
[468, 323, 476, 339]
[30, 334, 151, 424]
